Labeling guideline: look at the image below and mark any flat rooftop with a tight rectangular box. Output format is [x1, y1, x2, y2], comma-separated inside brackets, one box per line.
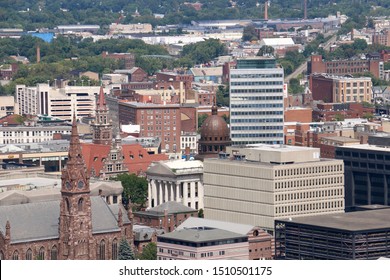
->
[338, 144, 390, 152]
[159, 228, 246, 243]
[277, 208, 390, 232]
[321, 136, 361, 143]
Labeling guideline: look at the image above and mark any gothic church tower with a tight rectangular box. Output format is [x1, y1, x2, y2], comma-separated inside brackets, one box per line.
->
[59, 116, 94, 260]
[92, 87, 112, 145]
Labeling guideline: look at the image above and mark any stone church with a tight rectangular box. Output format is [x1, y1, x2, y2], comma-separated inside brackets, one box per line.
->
[0, 116, 133, 260]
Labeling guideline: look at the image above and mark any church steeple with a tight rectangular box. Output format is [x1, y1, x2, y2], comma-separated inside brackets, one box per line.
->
[59, 114, 93, 260]
[92, 87, 112, 145]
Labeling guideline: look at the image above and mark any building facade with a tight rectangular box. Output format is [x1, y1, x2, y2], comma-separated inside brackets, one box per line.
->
[275, 208, 390, 259]
[204, 145, 345, 231]
[0, 125, 71, 144]
[310, 74, 373, 103]
[146, 159, 204, 210]
[229, 57, 284, 145]
[335, 143, 390, 210]
[0, 96, 18, 118]
[16, 84, 104, 121]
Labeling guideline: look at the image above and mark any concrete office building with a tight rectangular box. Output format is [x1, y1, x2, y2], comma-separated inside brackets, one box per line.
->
[275, 208, 390, 260]
[229, 57, 284, 145]
[204, 145, 344, 231]
[0, 126, 71, 145]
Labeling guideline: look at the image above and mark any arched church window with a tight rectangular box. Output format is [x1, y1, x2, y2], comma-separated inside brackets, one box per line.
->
[112, 239, 118, 260]
[65, 198, 71, 214]
[0, 250, 4, 260]
[51, 246, 58, 260]
[38, 247, 45, 260]
[78, 198, 84, 212]
[26, 248, 33, 260]
[99, 240, 106, 260]
[12, 250, 19, 260]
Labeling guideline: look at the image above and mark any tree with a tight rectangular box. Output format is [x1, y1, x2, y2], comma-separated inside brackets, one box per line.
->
[257, 45, 274, 56]
[138, 242, 157, 260]
[198, 114, 208, 129]
[198, 208, 204, 218]
[216, 84, 229, 107]
[112, 174, 148, 209]
[242, 25, 258, 42]
[118, 238, 135, 260]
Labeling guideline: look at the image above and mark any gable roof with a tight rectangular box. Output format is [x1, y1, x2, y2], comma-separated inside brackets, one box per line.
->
[138, 201, 196, 217]
[0, 196, 122, 244]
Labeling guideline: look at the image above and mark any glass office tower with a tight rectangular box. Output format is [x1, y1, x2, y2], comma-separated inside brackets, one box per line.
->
[229, 57, 285, 145]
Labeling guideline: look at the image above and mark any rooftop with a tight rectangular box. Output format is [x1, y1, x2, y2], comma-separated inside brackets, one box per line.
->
[277, 208, 390, 232]
[159, 227, 247, 243]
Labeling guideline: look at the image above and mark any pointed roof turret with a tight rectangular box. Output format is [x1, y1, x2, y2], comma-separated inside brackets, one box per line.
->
[97, 86, 107, 110]
[61, 114, 90, 193]
[211, 96, 218, 115]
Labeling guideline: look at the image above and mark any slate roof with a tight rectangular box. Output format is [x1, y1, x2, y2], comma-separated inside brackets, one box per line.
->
[0, 196, 122, 244]
[136, 201, 196, 217]
[159, 228, 246, 243]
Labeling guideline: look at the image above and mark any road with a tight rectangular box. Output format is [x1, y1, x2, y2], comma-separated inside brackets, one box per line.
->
[284, 34, 337, 83]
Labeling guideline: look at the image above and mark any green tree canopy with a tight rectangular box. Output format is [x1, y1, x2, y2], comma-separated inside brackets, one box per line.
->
[112, 173, 148, 209]
[242, 25, 258, 42]
[138, 242, 157, 260]
[118, 238, 135, 260]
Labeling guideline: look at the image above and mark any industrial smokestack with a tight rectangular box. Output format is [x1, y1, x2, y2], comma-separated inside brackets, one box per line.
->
[304, 0, 307, 20]
[264, 1, 268, 20]
[36, 45, 40, 63]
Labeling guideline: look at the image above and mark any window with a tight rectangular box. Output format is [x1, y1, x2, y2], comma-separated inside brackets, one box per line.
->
[99, 240, 106, 260]
[111, 154, 117, 160]
[78, 198, 84, 212]
[51, 246, 58, 260]
[12, 251, 19, 260]
[107, 165, 113, 172]
[112, 239, 118, 260]
[38, 247, 45, 260]
[26, 249, 33, 260]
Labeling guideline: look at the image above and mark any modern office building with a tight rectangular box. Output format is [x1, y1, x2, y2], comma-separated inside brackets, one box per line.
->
[335, 140, 390, 210]
[16, 84, 105, 121]
[275, 208, 390, 260]
[229, 57, 284, 145]
[204, 145, 345, 231]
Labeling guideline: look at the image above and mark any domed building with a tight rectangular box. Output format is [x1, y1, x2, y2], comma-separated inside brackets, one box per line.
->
[197, 105, 231, 160]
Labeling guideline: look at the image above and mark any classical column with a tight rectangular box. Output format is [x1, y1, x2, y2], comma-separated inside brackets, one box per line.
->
[148, 181, 152, 209]
[183, 182, 188, 206]
[170, 183, 174, 201]
[175, 183, 180, 203]
[158, 181, 163, 206]
[164, 181, 168, 203]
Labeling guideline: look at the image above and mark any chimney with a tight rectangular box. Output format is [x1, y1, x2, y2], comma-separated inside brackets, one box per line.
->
[264, 1, 268, 21]
[36, 45, 41, 63]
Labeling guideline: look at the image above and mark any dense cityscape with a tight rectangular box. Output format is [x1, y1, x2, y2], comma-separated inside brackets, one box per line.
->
[1, 0, 390, 261]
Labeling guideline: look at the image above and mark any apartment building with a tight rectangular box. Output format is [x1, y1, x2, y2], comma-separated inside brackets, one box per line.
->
[229, 57, 284, 145]
[204, 145, 345, 231]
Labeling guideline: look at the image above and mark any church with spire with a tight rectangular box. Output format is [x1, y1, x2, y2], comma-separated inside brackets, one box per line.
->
[81, 87, 167, 179]
[0, 115, 133, 260]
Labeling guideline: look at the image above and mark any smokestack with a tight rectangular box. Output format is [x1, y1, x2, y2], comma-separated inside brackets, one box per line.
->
[36, 45, 40, 63]
[304, 0, 307, 20]
[264, 1, 268, 21]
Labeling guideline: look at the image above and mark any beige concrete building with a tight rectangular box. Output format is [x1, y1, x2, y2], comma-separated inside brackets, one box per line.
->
[333, 76, 372, 103]
[204, 145, 345, 231]
[0, 96, 18, 118]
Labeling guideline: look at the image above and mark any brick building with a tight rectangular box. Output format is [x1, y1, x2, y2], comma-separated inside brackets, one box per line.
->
[308, 55, 384, 79]
[310, 74, 373, 103]
[313, 103, 375, 122]
[101, 52, 135, 69]
[118, 101, 197, 153]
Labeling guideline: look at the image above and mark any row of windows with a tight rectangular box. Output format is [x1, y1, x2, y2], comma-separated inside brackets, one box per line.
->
[1, 130, 67, 137]
[231, 118, 283, 124]
[344, 161, 390, 170]
[231, 104, 283, 109]
[231, 133, 284, 138]
[275, 177, 343, 190]
[275, 200, 343, 214]
[231, 96, 283, 101]
[231, 81, 283, 86]
[274, 165, 342, 178]
[142, 109, 176, 114]
[275, 188, 342, 202]
[158, 237, 247, 247]
[231, 88, 283, 93]
[233, 140, 282, 145]
[231, 111, 283, 116]
[231, 126, 284, 131]
[337, 151, 390, 161]
[231, 73, 283, 79]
